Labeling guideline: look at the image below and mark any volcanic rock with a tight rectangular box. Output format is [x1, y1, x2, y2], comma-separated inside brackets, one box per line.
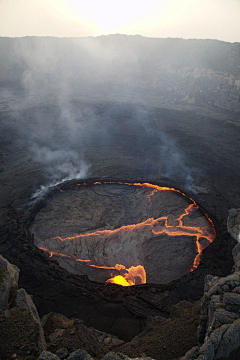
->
[0, 254, 19, 313]
[224, 292, 240, 306]
[38, 352, 61, 360]
[13, 288, 46, 350]
[180, 244, 240, 359]
[66, 349, 92, 360]
[227, 208, 240, 242]
[89, 329, 125, 348]
[116, 300, 199, 360]
[232, 243, 240, 271]
[55, 348, 69, 359]
[0, 306, 46, 359]
[101, 353, 128, 360]
[42, 313, 106, 358]
[0, 254, 47, 359]
[41, 313, 75, 341]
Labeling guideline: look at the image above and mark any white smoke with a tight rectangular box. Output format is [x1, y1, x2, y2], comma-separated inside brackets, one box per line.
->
[158, 132, 197, 193]
[1, 37, 202, 200]
[31, 147, 90, 200]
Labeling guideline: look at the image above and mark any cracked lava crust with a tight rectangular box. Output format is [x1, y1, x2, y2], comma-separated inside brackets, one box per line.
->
[30, 182, 216, 286]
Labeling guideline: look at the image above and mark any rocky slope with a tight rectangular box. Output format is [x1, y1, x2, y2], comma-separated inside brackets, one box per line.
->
[1, 220, 240, 360]
[1, 252, 196, 360]
[0, 36, 239, 112]
[180, 210, 240, 360]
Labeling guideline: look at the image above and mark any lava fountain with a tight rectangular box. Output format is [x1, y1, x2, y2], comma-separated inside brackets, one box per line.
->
[30, 182, 216, 286]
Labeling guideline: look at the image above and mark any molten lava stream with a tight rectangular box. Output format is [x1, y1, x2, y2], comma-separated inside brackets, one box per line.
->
[39, 181, 216, 286]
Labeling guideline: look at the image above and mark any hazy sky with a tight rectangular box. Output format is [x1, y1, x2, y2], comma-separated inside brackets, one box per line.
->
[0, 0, 239, 42]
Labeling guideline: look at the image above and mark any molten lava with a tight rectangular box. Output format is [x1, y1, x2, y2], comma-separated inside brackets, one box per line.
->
[38, 181, 216, 286]
[106, 265, 146, 286]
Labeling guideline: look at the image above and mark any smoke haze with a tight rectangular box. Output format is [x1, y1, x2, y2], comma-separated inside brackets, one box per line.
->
[0, 36, 239, 196]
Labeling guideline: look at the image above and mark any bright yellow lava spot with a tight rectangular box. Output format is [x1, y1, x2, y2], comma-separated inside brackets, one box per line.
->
[107, 275, 131, 286]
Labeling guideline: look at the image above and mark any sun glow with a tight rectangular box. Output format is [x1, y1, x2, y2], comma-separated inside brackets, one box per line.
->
[56, 0, 159, 34]
[0, 0, 239, 41]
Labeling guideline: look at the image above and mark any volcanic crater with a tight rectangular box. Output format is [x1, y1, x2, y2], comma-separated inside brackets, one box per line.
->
[30, 181, 216, 286]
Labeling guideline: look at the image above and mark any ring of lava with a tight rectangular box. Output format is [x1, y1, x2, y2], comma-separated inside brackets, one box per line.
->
[30, 181, 216, 286]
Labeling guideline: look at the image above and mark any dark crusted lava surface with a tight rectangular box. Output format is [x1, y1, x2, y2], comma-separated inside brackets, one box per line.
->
[30, 182, 214, 285]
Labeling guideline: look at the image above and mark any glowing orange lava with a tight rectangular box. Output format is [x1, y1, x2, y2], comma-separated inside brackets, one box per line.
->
[39, 181, 216, 286]
[106, 265, 146, 286]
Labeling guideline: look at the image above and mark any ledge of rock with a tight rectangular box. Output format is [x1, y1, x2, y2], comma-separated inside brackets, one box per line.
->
[0, 254, 46, 359]
[227, 209, 240, 242]
[180, 239, 240, 360]
[0, 254, 19, 314]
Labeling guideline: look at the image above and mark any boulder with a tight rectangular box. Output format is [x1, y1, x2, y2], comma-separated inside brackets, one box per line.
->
[117, 301, 198, 360]
[0, 307, 45, 359]
[181, 266, 240, 360]
[213, 308, 238, 327]
[232, 243, 240, 271]
[0, 254, 19, 313]
[228, 209, 240, 242]
[180, 347, 199, 360]
[67, 349, 92, 360]
[42, 313, 106, 358]
[102, 353, 127, 360]
[13, 288, 46, 351]
[41, 312, 74, 334]
[38, 351, 61, 360]
[215, 319, 240, 359]
[55, 348, 69, 359]
[224, 292, 240, 306]
[0, 255, 46, 359]
[89, 328, 125, 348]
